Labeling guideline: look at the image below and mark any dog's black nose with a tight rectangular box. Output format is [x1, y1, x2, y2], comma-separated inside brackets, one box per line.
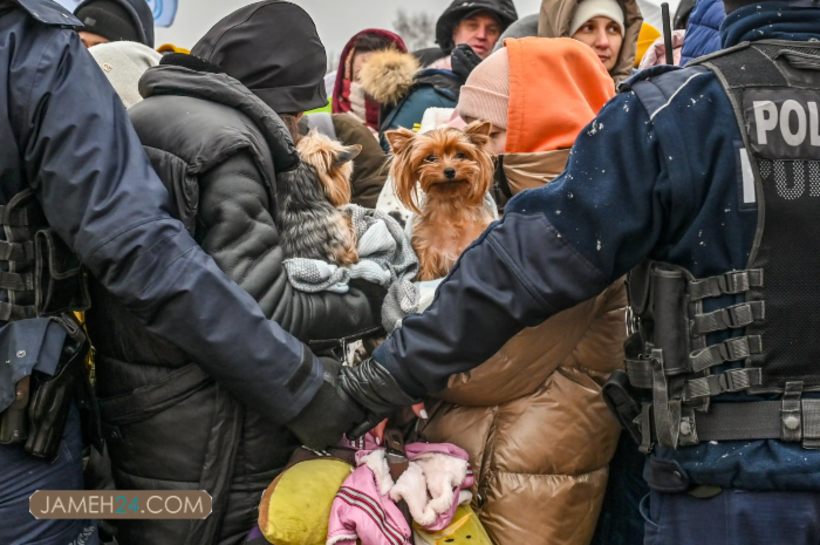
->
[443, 168, 456, 179]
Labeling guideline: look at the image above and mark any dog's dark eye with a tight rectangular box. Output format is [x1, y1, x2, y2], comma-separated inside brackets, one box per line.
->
[455, 153, 466, 159]
[425, 155, 437, 163]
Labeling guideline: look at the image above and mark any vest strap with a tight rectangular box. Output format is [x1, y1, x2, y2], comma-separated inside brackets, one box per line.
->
[684, 367, 763, 401]
[690, 335, 763, 372]
[688, 269, 764, 301]
[690, 301, 766, 336]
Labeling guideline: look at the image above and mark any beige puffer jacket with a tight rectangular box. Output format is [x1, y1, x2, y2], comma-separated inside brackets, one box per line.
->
[419, 279, 626, 545]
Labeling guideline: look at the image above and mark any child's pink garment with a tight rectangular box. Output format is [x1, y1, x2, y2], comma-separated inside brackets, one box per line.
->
[327, 442, 474, 545]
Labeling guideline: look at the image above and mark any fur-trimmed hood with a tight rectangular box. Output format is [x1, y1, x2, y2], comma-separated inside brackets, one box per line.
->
[358, 49, 421, 106]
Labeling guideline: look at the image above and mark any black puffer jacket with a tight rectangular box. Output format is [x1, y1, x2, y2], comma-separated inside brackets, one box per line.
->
[86, 59, 382, 545]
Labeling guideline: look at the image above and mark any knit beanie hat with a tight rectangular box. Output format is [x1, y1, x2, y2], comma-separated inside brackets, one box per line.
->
[457, 47, 511, 130]
[569, 0, 626, 36]
[75, 0, 140, 44]
[90, 41, 161, 108]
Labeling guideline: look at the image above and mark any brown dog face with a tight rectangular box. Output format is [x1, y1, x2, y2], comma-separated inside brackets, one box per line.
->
[297, 130, 362, 207]
[386, 121, 494, 213]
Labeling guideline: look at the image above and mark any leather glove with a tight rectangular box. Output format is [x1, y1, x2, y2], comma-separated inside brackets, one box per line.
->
[451, 44, 484, 82]
[286, 357, 367, 450]
[338, 357, 421, 438]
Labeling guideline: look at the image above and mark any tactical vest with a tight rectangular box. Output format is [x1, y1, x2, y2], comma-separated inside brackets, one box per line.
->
[0, 188, 90, 320]
[624, 41, 820, 452]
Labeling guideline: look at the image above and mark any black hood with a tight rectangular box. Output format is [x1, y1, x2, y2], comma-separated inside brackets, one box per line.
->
[74, 0, 155, 47]
[139, 57, 300, 172]
[191, 0, 327, 114]
[435, 0, 518, 54]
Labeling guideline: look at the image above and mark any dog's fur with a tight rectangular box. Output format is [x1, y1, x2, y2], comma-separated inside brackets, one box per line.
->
[277, 130, 361, 266]
[387, 121, 495, 281]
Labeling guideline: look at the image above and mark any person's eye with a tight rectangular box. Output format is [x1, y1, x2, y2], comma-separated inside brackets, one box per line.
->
[608, 24, 620, 33]
[425, 155, 437, 162]
[455, 153, 466, 159]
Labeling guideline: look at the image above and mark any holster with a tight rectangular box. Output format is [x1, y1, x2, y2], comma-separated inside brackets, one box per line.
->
[603, 370, 643, 446]
[25, 319, 88, 460]
[0, 375, 30, 444]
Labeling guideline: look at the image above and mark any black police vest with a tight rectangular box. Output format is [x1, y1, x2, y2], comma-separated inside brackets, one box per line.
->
[624, 41, 820, 452]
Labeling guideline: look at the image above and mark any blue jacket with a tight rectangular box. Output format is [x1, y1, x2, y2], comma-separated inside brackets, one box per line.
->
[0, 0, 321, 423]
[379, 69, 459, 152]
[374, 2, 820, 491]
[680, 0, 725, 65]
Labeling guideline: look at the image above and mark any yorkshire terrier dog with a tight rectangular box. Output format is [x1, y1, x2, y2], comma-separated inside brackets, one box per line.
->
[277, 130, 362, 266]
[386, 121, 494, 281]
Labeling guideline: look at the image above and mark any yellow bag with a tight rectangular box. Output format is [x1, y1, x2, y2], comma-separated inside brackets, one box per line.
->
[258, 456, 353, 545]
[414, 505, 493, 545]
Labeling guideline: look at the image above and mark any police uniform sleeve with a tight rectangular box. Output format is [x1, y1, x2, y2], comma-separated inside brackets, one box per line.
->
[373, 91, 672, 396]
[12, 26, 321, 424]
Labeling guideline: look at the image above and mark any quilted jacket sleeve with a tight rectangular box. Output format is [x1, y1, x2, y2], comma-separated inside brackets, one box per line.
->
[196, 152, 382, 343]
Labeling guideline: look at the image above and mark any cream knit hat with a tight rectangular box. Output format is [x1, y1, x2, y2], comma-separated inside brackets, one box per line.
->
[457, 47, 511, 131]
[90, 41, 162, 109]
[570, 0, 626, 37]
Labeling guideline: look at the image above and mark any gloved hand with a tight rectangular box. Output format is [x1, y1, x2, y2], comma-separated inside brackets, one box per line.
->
[451, 44, 484, 82]
[286, 357, 367, 450]
[338, 357, 421, 438]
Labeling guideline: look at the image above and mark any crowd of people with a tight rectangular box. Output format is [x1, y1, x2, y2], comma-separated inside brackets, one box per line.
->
[1, 0, 819, 544]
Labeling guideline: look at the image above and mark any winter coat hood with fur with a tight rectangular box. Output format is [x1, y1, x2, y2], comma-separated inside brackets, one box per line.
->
[538, 0, 643, 83]
[359, 49, 422, 107]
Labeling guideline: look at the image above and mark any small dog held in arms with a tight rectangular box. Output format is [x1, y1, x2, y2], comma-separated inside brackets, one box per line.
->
[277, 130, 362, 266]
[386, 121, 495, 281]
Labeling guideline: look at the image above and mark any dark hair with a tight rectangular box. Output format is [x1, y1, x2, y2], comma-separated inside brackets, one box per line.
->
[279, 113, 302, 144]
[353, 33, 397, 54]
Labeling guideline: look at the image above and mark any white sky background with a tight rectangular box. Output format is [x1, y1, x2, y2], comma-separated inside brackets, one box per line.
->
[155, 0, 544, 53]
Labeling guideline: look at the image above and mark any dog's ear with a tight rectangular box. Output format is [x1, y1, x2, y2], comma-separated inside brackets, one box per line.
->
[385, 128, 416, 155]
[333, 144, 362, 169]
[463, 121, 493, 148]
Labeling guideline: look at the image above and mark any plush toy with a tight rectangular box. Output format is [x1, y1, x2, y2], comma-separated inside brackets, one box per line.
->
[257, 456, 353, 545]
[414, 505, 493, 545]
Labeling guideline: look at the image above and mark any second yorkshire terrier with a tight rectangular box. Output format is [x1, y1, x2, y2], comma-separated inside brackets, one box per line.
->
[277, 130, 361, 266]
[386, 121, 494, 281]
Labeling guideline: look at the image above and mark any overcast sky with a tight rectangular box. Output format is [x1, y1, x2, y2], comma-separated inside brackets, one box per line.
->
[155, 0, 544, 54]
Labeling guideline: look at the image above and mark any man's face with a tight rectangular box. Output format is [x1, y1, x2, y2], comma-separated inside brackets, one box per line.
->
[571, 17, 623, 72]
[78, 31, 110, 48]
[451, 12, 502, 59]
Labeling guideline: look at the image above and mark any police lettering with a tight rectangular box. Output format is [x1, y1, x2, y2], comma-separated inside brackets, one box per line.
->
[745, 90, 820, 160]
[753, 100, 820, 148]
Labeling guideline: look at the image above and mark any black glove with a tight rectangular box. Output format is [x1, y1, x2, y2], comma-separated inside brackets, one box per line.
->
[451, 44, 484, 82]
[286, 357, 367, 449]
[338, 357, 420, 438]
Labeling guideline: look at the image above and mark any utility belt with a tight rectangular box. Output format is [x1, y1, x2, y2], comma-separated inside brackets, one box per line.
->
[0, 189, 93, 460]
[0, 315, 93, 460]
[603, 261, 820, 452]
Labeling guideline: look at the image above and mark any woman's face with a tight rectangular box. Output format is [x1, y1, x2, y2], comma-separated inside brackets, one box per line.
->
[489, 126, 508, 155]
[571, 17, 624, 72]
[351, 50, 375, 82]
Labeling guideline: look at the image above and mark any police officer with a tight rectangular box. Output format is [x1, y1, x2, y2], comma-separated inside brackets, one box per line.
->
[0, 1, 364, 544]
[339, 0, 820, 542]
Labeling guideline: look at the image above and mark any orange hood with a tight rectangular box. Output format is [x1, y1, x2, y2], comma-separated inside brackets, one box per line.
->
[505, 37, 615, 154]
